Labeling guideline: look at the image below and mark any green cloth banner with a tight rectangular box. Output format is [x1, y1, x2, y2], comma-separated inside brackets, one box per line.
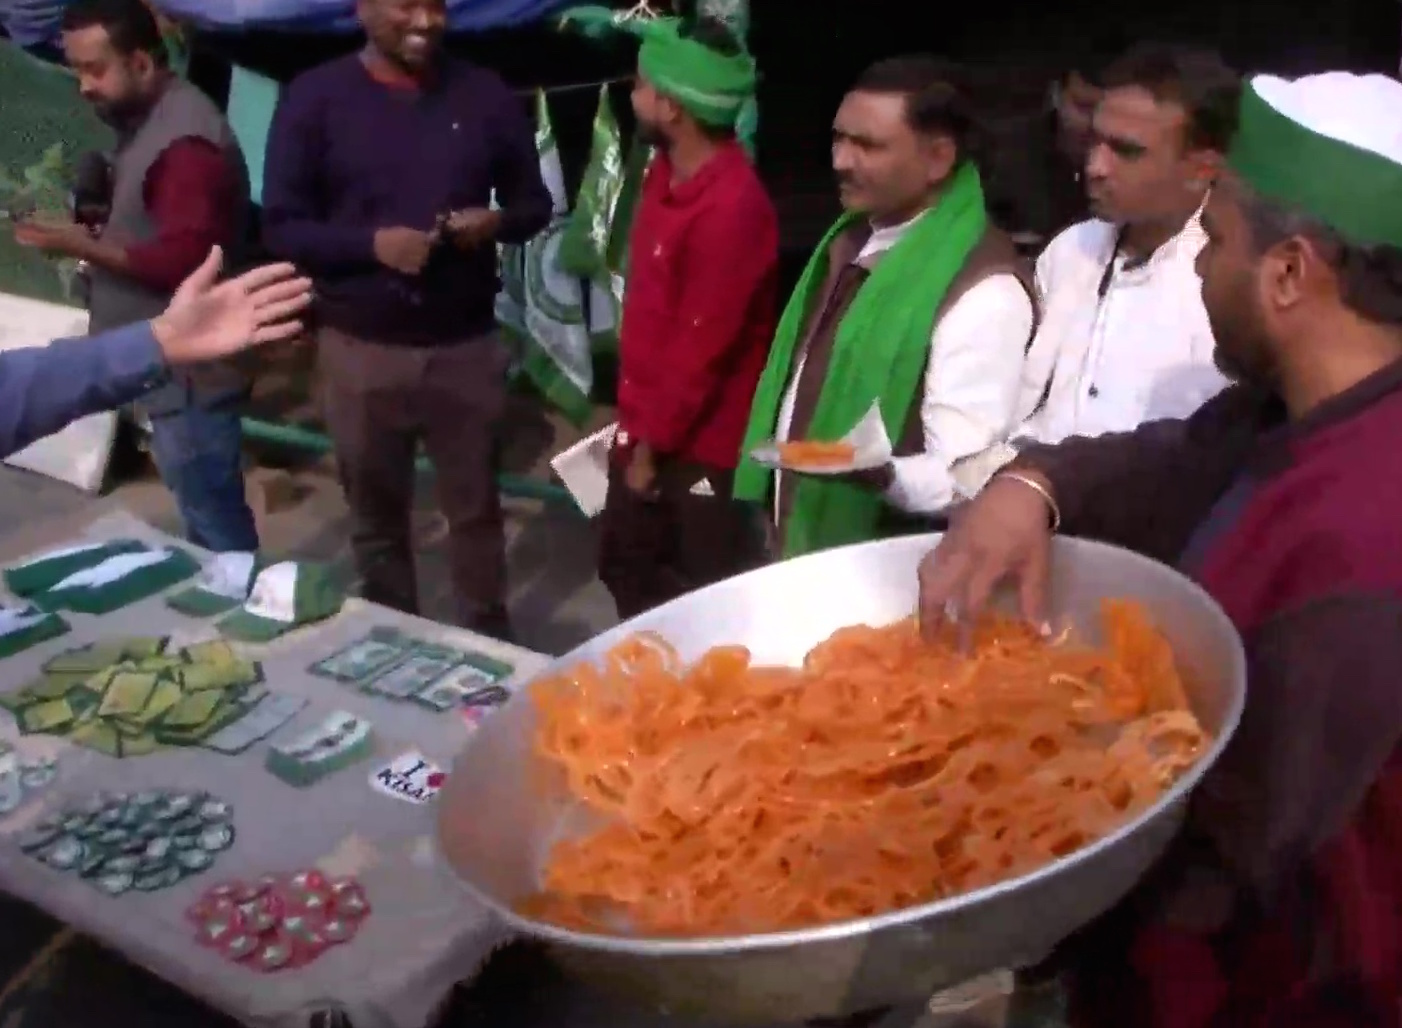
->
[496, 91, 594, 425]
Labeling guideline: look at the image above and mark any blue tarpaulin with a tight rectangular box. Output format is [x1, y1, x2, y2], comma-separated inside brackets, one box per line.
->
[1, 0, 569, 44]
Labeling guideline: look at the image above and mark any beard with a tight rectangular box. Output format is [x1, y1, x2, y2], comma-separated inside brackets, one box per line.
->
[88, 98, 129, 127]
[1208, 306, 1273, 385]
[84, 90, 146, 129]
[1201, 259, 1279, 386]
[635, 119, 666, 147]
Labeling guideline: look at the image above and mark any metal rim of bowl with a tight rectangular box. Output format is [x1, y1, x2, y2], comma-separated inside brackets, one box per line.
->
[439, 537, 1248, 956]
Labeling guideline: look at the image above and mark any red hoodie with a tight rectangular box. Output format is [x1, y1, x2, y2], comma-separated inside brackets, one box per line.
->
[616, 141, 779, 469]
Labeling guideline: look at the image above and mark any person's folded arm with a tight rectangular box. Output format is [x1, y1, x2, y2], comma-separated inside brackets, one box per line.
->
[260, 85, 378, 271]
[1011, 385, 1271, 564]
[885, 275, 1033, 514]
[487, 84, 553, 245]
[633, 189, 779, 454]
[0, 323, 164, 458]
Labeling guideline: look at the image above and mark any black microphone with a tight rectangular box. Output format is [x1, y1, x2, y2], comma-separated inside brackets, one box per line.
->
[71, 150, 112, 230]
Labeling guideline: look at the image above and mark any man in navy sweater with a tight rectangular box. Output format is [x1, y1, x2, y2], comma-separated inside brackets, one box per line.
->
[261, 0, 551, 639]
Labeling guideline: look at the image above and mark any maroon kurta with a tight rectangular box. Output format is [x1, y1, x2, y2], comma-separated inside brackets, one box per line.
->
[1017, 360, 1402, 1027]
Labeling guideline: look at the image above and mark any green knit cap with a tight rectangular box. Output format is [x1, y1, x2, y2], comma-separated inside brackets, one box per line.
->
[635, 17, 756, 128]
[1228, 72, 1402, 248]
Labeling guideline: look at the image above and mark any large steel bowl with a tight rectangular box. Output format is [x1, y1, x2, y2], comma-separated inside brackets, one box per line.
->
[437, 534, 1246, 1023]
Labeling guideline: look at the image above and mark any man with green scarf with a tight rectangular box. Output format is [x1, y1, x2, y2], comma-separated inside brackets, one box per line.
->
[731, 56, 1037, 560]
[595, 15, 780, 618]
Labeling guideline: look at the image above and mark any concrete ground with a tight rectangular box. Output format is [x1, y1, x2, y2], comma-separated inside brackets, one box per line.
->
[0, 387, 623, 1027]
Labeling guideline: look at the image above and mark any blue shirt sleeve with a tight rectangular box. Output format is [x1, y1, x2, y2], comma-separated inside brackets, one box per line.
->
[0, 322, 165, 459]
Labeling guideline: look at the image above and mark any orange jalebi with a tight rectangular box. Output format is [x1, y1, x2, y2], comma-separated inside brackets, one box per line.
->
[776, 439, 857, 468]
[519, 601, 1207, 936]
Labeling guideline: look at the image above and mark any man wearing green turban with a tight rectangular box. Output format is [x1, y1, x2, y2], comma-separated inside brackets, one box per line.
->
[591, 15, 780, 619]
[559, 5, 758, 154]
[632, 15, 756, 142]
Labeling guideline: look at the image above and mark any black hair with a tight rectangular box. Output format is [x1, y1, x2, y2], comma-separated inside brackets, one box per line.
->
[851, 55, 979, 166]
[1066, 27, 1134, 88]
[679, 14, 742, 57]
[60, 0, 168, 66]
[1099, 43, 1241, 152]
[1243, 189, 1402, 326]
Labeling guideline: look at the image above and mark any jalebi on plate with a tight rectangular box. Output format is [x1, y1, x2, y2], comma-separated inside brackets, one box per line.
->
[775, 439, 857, 468]
[518, 601, 1208, 937]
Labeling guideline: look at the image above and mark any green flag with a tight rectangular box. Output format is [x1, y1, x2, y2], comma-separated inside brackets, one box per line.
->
[587, 136, 653, 354]
[495, 91, 593, 426]
[605, 135, 652, 274]
[558, 86, 625, 280]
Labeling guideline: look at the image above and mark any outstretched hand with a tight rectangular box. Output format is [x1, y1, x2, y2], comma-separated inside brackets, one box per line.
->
[916, 472, 1056, 639]
[150, 247, 312, 366]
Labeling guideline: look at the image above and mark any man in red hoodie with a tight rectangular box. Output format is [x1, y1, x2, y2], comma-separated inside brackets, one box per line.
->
[597, 14, 779, 619]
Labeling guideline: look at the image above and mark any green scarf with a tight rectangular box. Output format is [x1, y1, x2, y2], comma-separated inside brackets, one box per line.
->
[732, 162, 988, 557]
[636, 17, 756, 129]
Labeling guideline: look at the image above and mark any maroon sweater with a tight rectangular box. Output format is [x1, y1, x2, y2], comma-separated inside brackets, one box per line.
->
[1020, 360, 1402, 1027]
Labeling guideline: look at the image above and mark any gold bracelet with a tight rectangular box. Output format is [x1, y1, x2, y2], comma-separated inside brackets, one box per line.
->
[997, 471, 1061, 533]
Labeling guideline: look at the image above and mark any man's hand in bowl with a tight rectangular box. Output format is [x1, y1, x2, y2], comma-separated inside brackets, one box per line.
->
[150, 246, 312, 366]
[917, 471, 1057, 638]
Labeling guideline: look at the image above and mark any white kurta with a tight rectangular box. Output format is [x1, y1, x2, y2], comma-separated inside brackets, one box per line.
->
[773, 213, 1036, 519]
[959, 209, 1230, 488]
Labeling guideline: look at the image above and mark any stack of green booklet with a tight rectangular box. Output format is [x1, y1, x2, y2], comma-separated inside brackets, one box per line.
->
[264, 711, 374, 788]
[0, 603, 68, 659]
[0, 637, 272, 758]
[5, 541, 200, 615]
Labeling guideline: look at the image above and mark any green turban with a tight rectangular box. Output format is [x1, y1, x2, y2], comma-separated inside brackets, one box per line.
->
[634, 17, 756, 129]
[557, 6, 759, 151]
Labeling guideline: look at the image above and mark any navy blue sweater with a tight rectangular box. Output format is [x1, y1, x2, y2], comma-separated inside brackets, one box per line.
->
[261, 54, 551, 343]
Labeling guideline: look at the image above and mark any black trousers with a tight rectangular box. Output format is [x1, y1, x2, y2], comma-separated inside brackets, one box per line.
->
[597, 450, 764, 621]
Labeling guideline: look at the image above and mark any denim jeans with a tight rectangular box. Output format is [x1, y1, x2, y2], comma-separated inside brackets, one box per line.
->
[147, 402, 259, 553]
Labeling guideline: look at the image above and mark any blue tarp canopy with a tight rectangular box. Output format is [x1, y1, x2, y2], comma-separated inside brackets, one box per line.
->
[1, 0, 569, 45]
[152, 0, 569, 31]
